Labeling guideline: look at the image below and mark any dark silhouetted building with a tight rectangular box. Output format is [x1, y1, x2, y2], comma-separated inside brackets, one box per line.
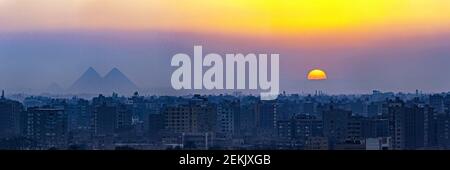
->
[322, 107, 352, 148]
[24, 107, 68, 149]
[0, 91, 24, 138]
[387, 99, 425, 150]
[277, 114, 323, 149]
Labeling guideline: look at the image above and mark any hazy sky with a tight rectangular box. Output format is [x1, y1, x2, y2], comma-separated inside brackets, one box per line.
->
[1, 0, 450, 94]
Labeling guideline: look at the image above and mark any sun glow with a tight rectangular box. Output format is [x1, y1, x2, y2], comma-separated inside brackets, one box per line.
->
[1, 0, 450, 37]
[308, 69, 328, 80]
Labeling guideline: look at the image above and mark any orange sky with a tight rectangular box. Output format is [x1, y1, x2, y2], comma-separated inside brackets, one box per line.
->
[1, 0, 450, 38]
[2, 1, 450, 93]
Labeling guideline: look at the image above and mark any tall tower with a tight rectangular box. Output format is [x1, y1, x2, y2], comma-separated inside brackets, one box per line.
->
[1, 90, 4, 99]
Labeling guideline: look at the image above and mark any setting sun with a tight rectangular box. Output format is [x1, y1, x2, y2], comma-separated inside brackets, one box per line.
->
[307, 69, 328, 80]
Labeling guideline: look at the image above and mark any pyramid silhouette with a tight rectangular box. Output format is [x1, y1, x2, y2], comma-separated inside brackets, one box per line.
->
[69, 67, 138, 95]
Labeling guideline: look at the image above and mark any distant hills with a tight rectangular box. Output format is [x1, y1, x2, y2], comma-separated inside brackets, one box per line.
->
[68, 67, 138, 95]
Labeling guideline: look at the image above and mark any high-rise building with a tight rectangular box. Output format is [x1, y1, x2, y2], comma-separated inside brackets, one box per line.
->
[322, 107, 352, 148]
[361, 118, 389, 138]
[238, 99, 259, 138]
[24, 107, 68, 149]
[94, 105, 117, 136]
[163, 103, 216, 134]
[0, 91, 24, 138]
[116, 104, 133, 131]
[443, 95, 450, 113]
[303, 102, 315, 115]
[256, 100, 278, 137]
[437, 113, 450, 148]
[350, 100, 366, 116]
[277, 114, 323, 148]
[368, 102, 381, 117]
[387, 99, 425, 150]
[94, 103, 132, 136]
[66, 98, 92, 131]
[424, 105, 438, 148]
[148, 113, 164, 141]
[162, 100, 217, 147]
[216, 100, 240, 139]
[347, 116, 363, 142]
[430, 94, 445, 114]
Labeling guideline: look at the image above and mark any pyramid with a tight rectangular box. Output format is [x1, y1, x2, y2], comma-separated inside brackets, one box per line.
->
[46, 82, 64, 94]
[103, 68, 139, 94]
[68, 67, 138, 95]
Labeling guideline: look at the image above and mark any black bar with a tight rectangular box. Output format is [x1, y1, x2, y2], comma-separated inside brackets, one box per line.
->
[1, 150, 449, 169]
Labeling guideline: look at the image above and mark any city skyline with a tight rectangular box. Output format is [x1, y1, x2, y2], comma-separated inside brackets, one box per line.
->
[2, 88, 450, 150]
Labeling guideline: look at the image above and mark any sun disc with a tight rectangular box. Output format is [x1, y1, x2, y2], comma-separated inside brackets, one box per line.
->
[307, 69, 327, 80]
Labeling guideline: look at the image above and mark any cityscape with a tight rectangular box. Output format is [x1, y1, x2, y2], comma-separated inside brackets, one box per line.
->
[2, 0, 450, 153]
[2, 87, 450, 150]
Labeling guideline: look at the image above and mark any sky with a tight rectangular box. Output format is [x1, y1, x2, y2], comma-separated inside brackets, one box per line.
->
[1, 0, 450, 95]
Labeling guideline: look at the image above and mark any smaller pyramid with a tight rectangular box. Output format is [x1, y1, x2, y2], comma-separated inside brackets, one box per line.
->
[46, 82, 64, 94]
